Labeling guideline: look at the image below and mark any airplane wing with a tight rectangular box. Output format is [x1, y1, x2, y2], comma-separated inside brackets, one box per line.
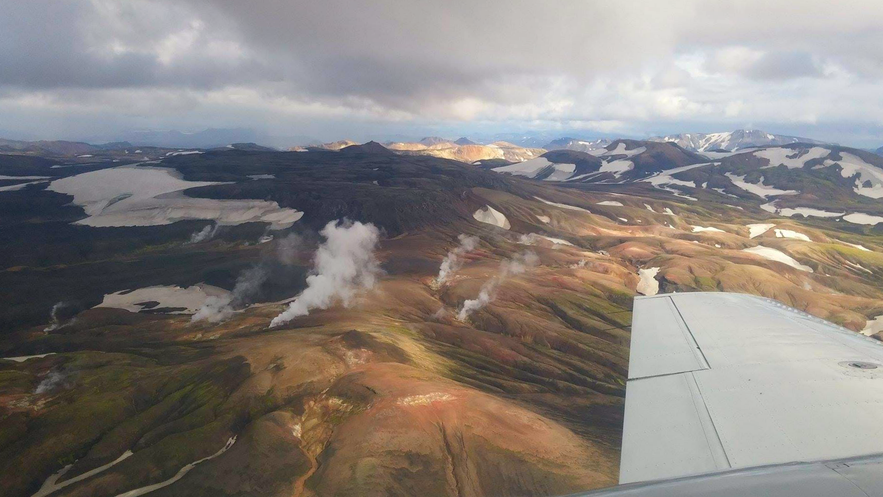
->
[620, 292, 883, 485]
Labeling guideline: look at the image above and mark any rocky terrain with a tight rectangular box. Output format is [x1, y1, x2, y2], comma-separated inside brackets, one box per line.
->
[1, 143, 883, 497]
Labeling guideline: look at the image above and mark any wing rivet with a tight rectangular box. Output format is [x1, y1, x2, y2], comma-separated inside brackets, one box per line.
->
[844, 361, 879, 370]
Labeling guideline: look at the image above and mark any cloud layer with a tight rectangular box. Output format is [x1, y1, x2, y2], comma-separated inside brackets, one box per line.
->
[2, 0, 883, 145]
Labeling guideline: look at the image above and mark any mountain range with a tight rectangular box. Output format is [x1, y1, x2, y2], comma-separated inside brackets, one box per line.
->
[649, 129, 829, 152]
[0, 138, 132, 156]
[306, 129, 830, 163]
[541, 137, 612, 153]
[504, 129, 832, 156]
[296, 134, 883, 224]
[2, 128, 864, 158]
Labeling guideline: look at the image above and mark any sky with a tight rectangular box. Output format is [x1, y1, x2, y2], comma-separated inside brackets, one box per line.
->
[1, 0, 883, 147]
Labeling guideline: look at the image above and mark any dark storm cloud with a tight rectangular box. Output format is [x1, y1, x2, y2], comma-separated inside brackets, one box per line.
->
[0, 0, 883, 145]
[0, 0, 274, 90]
[705, 49, 824, 81]
[744, 52, 822, 80]
[0, 0, 669, 101]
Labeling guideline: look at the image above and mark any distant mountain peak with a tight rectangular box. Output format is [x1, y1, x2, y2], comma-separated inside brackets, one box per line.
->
[220, 142, 277, 152]
[419, 136, 451, 146]
[489, 141, 520, 148]
[650, 129, 828, 153]
[340, 141, 393, 155]
[454, 137, 476, 145]
[542, 137, 611, 153]
[317, 139, 357, 151]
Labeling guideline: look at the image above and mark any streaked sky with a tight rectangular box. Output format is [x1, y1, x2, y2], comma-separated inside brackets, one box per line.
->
[1, 0, 882, 147]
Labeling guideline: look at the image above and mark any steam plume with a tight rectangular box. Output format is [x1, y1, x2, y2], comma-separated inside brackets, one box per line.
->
[188, 223, 219, 244]
[191, 266, 269, 323]
[270, 219, 381, 327]
[517, 233, 541, 245]
[275, 233, 305, 266]
[44, 302, 74, 331]
[35, 369, 65, 394]
[457, 250, 538, 321]
[192, 233, 306, 323]
[44, 302, 64, 331]
[435, 234, 479, 286]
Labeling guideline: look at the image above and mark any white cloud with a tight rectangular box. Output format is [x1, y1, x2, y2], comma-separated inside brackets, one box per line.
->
[1, 0, 883, 145]
[706, 46, 765, 75]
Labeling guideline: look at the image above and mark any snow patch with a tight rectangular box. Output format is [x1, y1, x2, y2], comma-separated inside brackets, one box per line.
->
[596, 200, 624, 206]
[742, 246, 813, 272]
[843, 212, 883, 225]
[862, 315, 883, 336]
[543, 163, 577, 181]
[636, 267, 660, 296]
[691, 226, 725, 233]
[518, 233, 574, 247]
[473, 205, 510, 229]
[747, 223, 775, 238]
[605, 143, 646, 157]
[566, 171, 604, 182]
[755, 147, 829, 169]
[774, 229, 811, 241]
[538, 235, 573, 246]
[493, 157, 553, 178]
[492, 157, 576, 181]
[838, 240, 871, 252]
[0, 175, 50, 180]
[762, 202, 844, 218]
[48, 166, 302, 229]
[823, 152, 883, 198]
[599, 159, 633, 177]
[96, 284, 231, 314]
[711, 187, 738, 198]
[846, 260, 872, 274]
[533, 196, 591, 213]
[0, 180, 49, 192]
[1, 353, 56, 363]
[643, 163, 709, 199]
[725, 173, 797, 198]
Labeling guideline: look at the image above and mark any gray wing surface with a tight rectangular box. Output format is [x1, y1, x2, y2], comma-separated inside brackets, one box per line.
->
[620, 292, 883, 485]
